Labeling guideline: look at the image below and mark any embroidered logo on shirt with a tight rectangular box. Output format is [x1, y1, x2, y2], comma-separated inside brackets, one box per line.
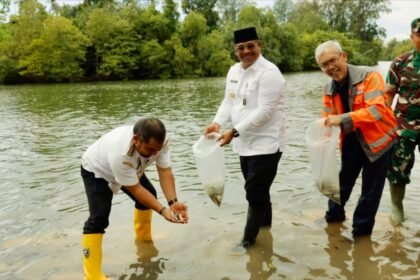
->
[230, 92, 235, 98]
[230, 80, 238, 83]
[122, 161, 133, 168]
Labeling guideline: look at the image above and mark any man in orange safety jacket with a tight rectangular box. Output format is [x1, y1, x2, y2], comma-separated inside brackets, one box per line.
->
[315, 40, 397, 237]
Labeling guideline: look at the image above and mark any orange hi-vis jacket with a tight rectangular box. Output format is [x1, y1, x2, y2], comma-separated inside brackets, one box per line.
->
[321, 64, 397, 163]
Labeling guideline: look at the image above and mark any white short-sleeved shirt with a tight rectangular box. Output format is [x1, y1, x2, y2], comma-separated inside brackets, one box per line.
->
[213, 55, 286, 156]
[81, 125, 171, 194]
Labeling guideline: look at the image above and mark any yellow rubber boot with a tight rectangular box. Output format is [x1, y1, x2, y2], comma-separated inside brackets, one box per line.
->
[390, 183, 406, 224]
[82, 233, 108, 280]
[134, 209, 153, 241]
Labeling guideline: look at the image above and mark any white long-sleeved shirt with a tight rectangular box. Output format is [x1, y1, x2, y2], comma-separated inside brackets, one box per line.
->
[81, 125, 171, 194]
[213, 55, 286, 156]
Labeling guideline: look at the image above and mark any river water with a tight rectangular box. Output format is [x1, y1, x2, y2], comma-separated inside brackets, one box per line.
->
[0, 62, 419, 279]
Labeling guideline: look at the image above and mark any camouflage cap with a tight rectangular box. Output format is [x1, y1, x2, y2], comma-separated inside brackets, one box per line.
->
[411, 18, 420, 33]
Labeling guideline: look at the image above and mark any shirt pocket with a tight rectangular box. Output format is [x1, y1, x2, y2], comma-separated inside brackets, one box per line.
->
[244, 82, 258, 106]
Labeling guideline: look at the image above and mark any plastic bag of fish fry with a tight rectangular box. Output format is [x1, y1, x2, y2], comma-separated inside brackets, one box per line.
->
[192, 133, 225, 207]
[305, 118, 341, 205]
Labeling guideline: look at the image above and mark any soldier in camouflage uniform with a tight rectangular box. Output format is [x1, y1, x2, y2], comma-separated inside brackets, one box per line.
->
[385, 18, 420, 224]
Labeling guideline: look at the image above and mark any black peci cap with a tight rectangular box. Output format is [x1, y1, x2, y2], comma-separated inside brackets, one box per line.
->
[234, 27, 259, 44]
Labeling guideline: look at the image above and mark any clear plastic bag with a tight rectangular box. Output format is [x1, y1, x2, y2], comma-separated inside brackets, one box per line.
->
[192, 133, 225, 206]
[305, 118, 341, 204]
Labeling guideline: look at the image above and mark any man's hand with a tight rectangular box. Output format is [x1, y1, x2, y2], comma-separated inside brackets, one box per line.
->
[324, 115, 342, 127]
[217, 129, 234, 146]
[204, 122, 220, 135]
[169, 201, 189, 223]
[161, 204, 188, 224]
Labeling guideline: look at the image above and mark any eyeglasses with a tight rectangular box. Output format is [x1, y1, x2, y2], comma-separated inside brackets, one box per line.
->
[235, 42, 258, 52]
[319, 53, 341, 70]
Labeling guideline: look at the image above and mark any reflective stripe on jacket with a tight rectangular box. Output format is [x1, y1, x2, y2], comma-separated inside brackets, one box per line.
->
[321, 64, 397, 162]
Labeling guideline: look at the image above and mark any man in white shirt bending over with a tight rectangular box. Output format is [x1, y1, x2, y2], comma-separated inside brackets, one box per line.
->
[81, 117, 188, 279]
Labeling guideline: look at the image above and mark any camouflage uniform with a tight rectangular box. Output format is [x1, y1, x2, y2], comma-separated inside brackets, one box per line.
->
[386, 49, 420, 185]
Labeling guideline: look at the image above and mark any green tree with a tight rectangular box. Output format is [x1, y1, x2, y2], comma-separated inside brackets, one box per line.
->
[83, 0, 115, 7]
[3, 0, 48, 82]
[163, 0, 179, 34]
[0, 0, 10, 22]
[85, 8, 138, 79]
[197, 30, 234, 76]
[235, 4, 264, 30]
[130, 5, 172, 44]
[258, 10, 282, 66]
[273, 23, 304, 71]
[9, 0, 47, 58]
[18, 16, 90, 81]
[181, 0, 219, 29]
[0, 23, 17, 83]
[138, 39, 168, 78]
[179, 10, 207, 68]
[235, 6, 305, 71]
[216, 0, 246, 24]
[273, 0, 294, 23]
[318, 0, 390, 41]
[353, 39, 383, 65]
[287, 1, 329, 33]
[0, 0, 394, 83]
[163, 34, 195, 77]
[383, 39, 412, 61]
[382, 38, 398, 60]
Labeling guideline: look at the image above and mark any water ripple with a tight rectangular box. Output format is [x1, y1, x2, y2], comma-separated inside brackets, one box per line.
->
[1, 68, 419, 279]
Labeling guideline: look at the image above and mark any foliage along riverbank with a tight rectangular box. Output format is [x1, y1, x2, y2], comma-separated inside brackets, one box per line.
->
[0, 0, 413, 84]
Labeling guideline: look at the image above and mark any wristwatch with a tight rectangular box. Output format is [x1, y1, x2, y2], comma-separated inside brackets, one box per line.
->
[232, 128, 240, 138]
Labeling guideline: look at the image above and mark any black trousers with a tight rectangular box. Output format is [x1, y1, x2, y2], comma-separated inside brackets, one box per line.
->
[240, 151, 282, 210]
[327, 147, 392, 234]
[81, 166, 156, 234]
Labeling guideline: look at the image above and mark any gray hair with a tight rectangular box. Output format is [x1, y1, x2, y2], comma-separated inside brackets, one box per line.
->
[133, 117, 166, 144]
[315, 40, 343, 63]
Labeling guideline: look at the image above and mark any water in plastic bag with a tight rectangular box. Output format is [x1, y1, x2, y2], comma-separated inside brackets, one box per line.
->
[192, 133, 225, 206]
[305, 118, 341, 204]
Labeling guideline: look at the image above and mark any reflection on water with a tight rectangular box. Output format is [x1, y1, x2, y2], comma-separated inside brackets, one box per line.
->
[122, 241, 165, 279]
[0, 63, 419, 279]
[246, 230, 276, 280]
[324, 223, 420, 280]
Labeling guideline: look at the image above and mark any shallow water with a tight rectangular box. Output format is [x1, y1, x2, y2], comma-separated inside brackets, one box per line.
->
[0, 62, 419, 279]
